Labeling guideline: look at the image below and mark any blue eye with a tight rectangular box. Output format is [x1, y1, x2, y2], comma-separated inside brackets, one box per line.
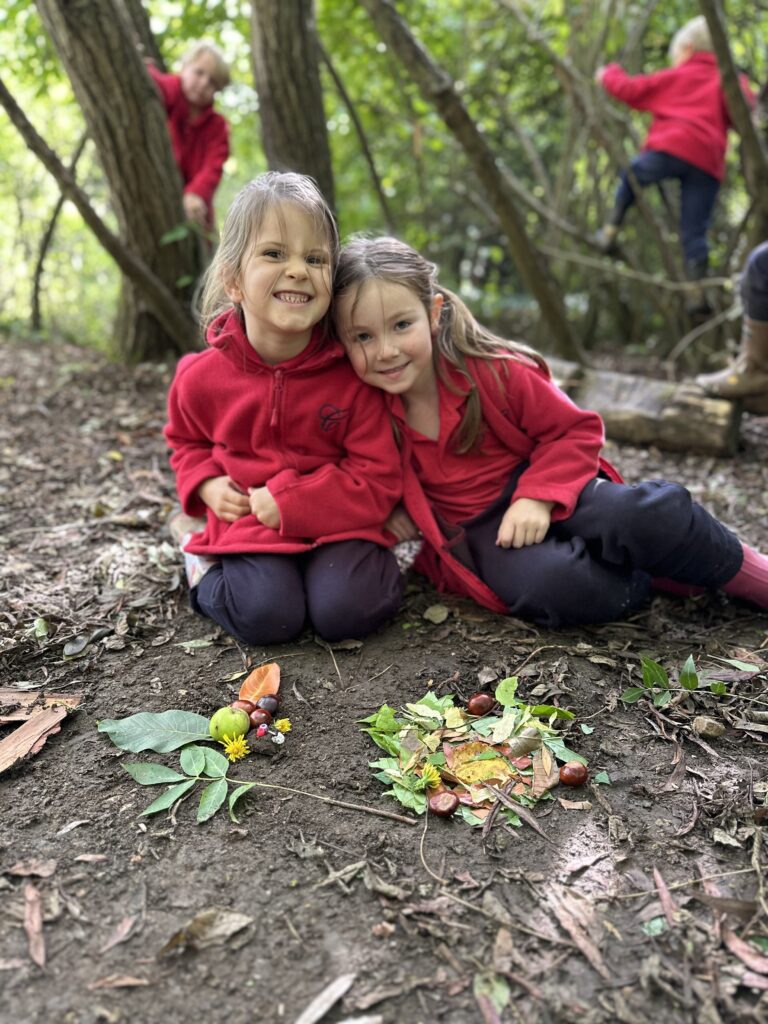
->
[394, 320, 411, 330]
[263, 249, 284, 259]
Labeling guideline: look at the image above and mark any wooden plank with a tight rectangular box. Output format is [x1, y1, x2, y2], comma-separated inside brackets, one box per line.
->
[0, 690, 82, 724]
[0, 707, 69, 774]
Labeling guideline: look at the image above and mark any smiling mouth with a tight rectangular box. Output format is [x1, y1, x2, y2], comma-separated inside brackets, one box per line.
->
[274, 292, 311, 305]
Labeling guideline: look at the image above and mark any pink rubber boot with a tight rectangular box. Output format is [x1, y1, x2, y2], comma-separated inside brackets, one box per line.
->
[720, 546, 768, 609]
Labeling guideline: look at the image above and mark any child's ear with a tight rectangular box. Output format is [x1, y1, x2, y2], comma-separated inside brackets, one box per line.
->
[223, 274, 242, 304]
[431, 293, 445, 329]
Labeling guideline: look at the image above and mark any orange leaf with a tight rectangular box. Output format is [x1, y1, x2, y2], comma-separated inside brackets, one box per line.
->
[239, 662, 280, 702]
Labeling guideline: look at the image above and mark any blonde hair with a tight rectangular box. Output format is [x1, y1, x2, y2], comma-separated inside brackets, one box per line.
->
[181, 41, 231, 90]
[333, 236, 549, 452]
[669, 16, 712, 61]
[200, 171, 339, 336]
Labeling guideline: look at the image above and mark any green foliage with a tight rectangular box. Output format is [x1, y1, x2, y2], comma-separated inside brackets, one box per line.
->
[97, 709, 211, 752]
[620, 654, 738, 705]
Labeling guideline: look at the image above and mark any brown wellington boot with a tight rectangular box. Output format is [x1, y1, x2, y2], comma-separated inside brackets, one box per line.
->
[695, 317, 768, 399]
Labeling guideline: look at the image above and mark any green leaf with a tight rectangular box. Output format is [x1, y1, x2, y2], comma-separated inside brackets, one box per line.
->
[228, 783, 256, 823]
[473, 972, 510, 1013]
[197, 778, 228, 822]
[653, 690, 672, 708]
[122, 763, 188, 785]
[641, 656, 669, 690]
[593, 771, 611, 785]
[390, 783, 426, 814]
[358, 704, 400, 733]
[361, 730, 401, 756]
[180, 745, 207, 776]
[203, 747, 230, 778]
[748, 935, 768, 953]
[709, 681, 728, 695]
[530, 704, 575, 719]
[32, 617, 50, 639]
[580, 723, 595, 734]
[715, 658, 760, 673]
[175, 274, 195, 288]
[140, 779, 197, 816]
[642, 916, 667, 936]
[620, 687, 646, 703]
[159, 223, 191, 244]
[495, 677, 519, 705]
[458, 805, 486, 826]
[679, 655, 699, 691]
[98, 710, 211, 753]
[542, 736, 586, 764]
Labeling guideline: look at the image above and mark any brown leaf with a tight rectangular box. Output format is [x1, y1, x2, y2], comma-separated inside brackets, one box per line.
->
[545, 883, 610, 980]
[87, 974, 150, 990]
[6, 859, 58, 878]
[530, 748, 559, 798]
[294, 973, 356, 1024]
[723, 927, 768, 975]
[100, 914, 141, 953]
[159, 908, 253, 955]
[239, 661, 280, 702]
[23, 883, 45, 968]
[652, 866, 678, 928]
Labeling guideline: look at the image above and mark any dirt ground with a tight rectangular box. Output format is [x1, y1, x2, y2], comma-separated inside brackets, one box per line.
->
[1, 333, 768, 1024]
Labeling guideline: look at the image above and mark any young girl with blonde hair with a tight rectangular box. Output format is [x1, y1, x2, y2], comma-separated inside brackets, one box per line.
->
[333, 236, 768, 627]
[164, 175, 403, 645]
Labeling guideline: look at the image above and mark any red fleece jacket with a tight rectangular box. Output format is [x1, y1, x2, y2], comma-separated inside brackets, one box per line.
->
[601, 53, 754, 182]
[164, 310, 402, 555]
[390, 355, 621, 613]
[147, 64, 229, 223]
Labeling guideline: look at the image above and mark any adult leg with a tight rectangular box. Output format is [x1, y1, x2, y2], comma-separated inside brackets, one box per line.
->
[304, 541, 404, 642]
[696, 241, 768, 402]
[192, 553, 306, 645]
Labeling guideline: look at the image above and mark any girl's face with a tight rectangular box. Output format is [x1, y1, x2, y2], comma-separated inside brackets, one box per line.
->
[225, 203, 332, 363]
[337, 279, 441, 397]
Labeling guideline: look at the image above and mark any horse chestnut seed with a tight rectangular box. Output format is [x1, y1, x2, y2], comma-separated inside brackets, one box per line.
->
[466, 692, 495, 716]
[256, 695, 280, 714]
[559, 761, 588, 786]
[231, 699, 256, 715]
[249, 708, 272, 728]
[428, 791, 459, 817]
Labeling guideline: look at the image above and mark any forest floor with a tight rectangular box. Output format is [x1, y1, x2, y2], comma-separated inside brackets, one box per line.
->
[1, 332, 768, 1024]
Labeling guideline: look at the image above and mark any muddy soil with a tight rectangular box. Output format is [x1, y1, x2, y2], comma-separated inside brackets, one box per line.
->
[1, 334, 767, 1024]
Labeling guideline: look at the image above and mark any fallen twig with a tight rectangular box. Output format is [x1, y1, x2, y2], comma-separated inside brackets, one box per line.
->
[228, 777, 418, 826]
[612, 866, 756, 900]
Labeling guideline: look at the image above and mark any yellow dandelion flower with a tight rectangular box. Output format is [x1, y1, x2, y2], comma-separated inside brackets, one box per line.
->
[221, 733, 249, 762]
[421, 763, 441, 789]
[274, 718, 292, 734]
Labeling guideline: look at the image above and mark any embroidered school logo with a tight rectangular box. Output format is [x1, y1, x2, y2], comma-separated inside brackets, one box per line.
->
[319, 404, 349, 432]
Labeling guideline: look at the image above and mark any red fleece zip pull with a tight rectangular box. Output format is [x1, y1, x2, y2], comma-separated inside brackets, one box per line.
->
[270, 370, 284, 427]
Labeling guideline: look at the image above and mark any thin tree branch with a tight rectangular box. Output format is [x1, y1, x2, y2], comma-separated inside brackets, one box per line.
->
[318, 42, 396, 233]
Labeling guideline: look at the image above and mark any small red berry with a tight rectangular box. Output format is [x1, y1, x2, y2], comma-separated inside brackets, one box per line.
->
[559, 761, 588, 786]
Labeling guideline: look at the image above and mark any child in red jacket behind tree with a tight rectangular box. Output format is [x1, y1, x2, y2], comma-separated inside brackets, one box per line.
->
[333, 236, 768, 628]
[594, 16, 753, 312]
[146, 41, 231, 230]
[164, 173, 403, 645]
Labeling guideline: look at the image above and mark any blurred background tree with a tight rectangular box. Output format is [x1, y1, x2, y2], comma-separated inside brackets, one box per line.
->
[0, 0, 765, 368]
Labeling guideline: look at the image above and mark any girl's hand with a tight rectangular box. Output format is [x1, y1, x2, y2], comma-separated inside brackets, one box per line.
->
[594, 65, 607, 85]
[183, 192, 207, 225]
[249, 486, 281, 529]
[385, 504, 421, 541]
[496, 498, 554, 549]
[198, 476, 250, 521]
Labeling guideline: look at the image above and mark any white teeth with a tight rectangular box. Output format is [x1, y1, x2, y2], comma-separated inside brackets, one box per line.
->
[275, 293, 309, 304]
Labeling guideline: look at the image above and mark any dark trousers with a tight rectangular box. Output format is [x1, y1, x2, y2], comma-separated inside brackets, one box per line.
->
[611, 150, 720, 267]
[743, 242, 768, 321]
[191, 540, 403, 645]
[459, 473, 743, 629]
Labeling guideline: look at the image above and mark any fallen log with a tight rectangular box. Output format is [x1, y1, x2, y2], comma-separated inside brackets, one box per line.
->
[548, 359, 741, 456]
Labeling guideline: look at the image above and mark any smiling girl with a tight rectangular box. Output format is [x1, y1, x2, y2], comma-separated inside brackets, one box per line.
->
[333, 236, 768, 627]
[164, 175, 403, 645]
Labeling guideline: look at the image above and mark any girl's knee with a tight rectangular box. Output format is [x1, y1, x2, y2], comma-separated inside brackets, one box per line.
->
[309, 562, 404, 641]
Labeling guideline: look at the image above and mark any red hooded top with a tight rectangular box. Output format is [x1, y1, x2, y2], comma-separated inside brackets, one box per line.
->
[390, 355, 622, 614]
[147, 64, 229, 224]
[164, 310, 402, 556]
[601, 53, 754, 182]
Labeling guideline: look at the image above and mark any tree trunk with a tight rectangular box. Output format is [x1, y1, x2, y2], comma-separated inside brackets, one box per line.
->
[250, 0, 335, 211]
[36, 0, 199, 361]
[359, 0, 581, 362]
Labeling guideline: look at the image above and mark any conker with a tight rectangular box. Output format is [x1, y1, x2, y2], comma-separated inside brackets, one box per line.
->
[249, 708, 272, 728]
[231, 699, 256, 715]
[559, 761, 588, 786]
[466, 692, 495, 717]
[428, 791, 459, 817]
[256, 695, 280, 714]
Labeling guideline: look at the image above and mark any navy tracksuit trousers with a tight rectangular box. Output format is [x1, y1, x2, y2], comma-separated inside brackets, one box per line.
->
[459, 471, 743, 629]
[191, 540, 403, 646]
